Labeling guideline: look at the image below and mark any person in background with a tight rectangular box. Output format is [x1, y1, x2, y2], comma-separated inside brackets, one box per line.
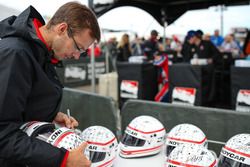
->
[0, 2, 100, 167]
[181, 30, 196, 62]
[195, 29, 204, 40]
[203, 33, 211, 41]
[210, 29, 224, 47]
[117, 33, 132, 62]
[171, 35, 182, 50]
[105, 37, 118, 70]
[143, 29, 160, 60]
[170, 35, 182, 57]
[131, 33, 143, 56]
[159, 37, 171, 51]
[193, 30, 221, 64]
[220, 34, 240, 58]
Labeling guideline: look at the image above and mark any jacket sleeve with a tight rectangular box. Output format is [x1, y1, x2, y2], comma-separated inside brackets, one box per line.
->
[209, 41, 222, 65]
[0, 46, 67, 166]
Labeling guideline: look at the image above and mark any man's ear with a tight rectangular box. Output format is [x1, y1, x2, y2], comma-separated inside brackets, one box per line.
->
[56, 22, 68, 35]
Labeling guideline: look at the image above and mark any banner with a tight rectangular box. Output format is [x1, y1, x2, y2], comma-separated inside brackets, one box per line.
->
[236, 89, 250, 112]
[64, 63, 87, 83]
[120, 80, 139, 99]
[172, 87, 196, 106]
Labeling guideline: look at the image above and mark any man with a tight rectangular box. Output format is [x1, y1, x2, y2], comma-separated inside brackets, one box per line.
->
[143, 29, 160, 60]
[192, 30, 221, 64]
[181, 30, 196, 62]
[0, 2, 100, 167]
[210, 29, 224, 47]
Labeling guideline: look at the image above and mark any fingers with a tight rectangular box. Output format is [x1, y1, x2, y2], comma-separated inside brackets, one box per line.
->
[77, 142, 90, 162]
[78, 142, 88, 151]
[66, 142, 91, 167]
[61, 113, 78, 129]
[53, 112, 79, 129]
[63, 114, 72, 129]
[70, 116, 79, 128]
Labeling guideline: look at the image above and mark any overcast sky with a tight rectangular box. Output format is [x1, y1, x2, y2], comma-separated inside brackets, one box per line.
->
[0, 0, 250, 40]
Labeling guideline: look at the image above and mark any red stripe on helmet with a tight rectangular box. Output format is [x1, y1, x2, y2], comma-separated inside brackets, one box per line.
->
[127, 125, 165, 134]
[167, 136, 207, 144]
[120, 144, 163, 155]
[224, 146, 250, 158]
[87, 137, 116, 146]
[54, 131, 74, 147]
[167, 159, 216, 167]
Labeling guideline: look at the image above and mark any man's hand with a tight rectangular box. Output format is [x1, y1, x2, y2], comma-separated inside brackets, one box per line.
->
[66, 142, 91, 167]
[53, 112, 78, 129]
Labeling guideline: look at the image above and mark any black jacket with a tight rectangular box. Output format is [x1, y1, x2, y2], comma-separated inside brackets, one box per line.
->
[143, 39, 159, 60]
[0, 6, 67, 167]
[194, 40, 221, 60]
[181, 40, 196, 62]
[117, 44, 131, 62]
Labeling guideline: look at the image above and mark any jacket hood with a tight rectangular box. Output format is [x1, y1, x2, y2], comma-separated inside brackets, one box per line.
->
[0, 6, 45, 42]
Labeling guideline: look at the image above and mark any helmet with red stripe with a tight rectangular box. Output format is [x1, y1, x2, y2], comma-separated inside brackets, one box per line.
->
[218, 133, 250, 167]
[165, 144, 216, 167]
[20, 121, 56, 138]
[20, 122, 83, 150]
[81, 126, 118, 167]
[46, 127, 83, 150]
[119, 115, 166, 158]
[165, 123, 207, 157]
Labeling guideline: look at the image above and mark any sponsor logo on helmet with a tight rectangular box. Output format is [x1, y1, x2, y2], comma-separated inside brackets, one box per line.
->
[126, 129, 138, 136]
[89, 145, 98, 150]
[168, 165, 177, 167]
[221, 148, 245, 162]
[47, 129, 63, 144]
[168, 140, 180, 146]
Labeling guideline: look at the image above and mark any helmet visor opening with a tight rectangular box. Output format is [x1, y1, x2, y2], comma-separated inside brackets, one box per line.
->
[218, 155, 250, 167]
[89, 151, 106, 163]
[121, 133, 146, 147]
[166, 145, 176, 157]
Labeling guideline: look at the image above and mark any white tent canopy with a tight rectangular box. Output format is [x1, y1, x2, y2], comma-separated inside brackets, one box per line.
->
[0, 4, 20, 21]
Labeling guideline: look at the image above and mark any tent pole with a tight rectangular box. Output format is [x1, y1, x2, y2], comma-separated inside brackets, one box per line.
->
[91, 44, 96, 93]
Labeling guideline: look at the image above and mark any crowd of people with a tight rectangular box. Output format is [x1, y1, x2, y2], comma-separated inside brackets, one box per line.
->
[96, 29, 245, 66]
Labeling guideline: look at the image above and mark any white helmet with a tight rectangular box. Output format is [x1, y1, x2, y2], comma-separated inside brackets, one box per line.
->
[45, 127, 83, 150]
[165, 123, 207, 157]
[165, 144, 217, 167]
[20, 122, 83, 151]
[119, 115, 166, 158]
[81, 126, 118, 167]
[218, 133, 250, 167]
[20, 121, 55, 137]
